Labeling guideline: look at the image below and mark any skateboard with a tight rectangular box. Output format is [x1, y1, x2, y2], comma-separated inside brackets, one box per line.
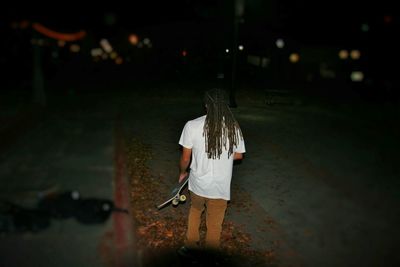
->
[156, 177, 189, 209]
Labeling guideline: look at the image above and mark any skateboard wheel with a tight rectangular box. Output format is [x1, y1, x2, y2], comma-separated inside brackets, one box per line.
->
[172, 199, 179, 206]
[179, 195, 186, 202]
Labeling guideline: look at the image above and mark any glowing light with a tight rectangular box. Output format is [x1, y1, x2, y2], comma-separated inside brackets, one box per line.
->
[91, 48, 103, 57]
[247, 55, 261, 66]
[225, 49, 230, 53]
[32, 23, 86, 41]
[238, 45, 244, 51]
[20, 20, 30, 29]
[289, 53, 300, 63]
[261, 57, 270, 68]
[31, 39, 45, 46]
[142, 38, 152, 48]
[320, 63, 336, 78]
[100, 39, 113, 53]
[350, 50, 361, 60]
[70, 44, 80, 53]
[129, 34, 139, 45]
[143, 38, 150, 45]
[110, 51, 118, 60]
[115, 57, 123, 65]
[58, 40, 66, 47]
[351, 71, 364, 82]
[384, 15, 393, 24]
[182, 50, 187, 57]
[361, 23, 369, 32]
[276, 39, 284, 49]
[338, 50, 349, 59]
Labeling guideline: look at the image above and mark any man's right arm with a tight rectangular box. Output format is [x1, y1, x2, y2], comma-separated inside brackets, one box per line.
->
[234, 152, 243, 160]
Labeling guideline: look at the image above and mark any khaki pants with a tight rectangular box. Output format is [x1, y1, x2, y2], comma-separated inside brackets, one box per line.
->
[185, 191, 227, 249]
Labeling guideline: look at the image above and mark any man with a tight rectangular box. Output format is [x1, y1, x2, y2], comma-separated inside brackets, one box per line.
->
[177, 88, 245, 256]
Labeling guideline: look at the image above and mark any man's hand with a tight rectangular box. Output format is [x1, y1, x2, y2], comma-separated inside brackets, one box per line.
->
[179, 172, 188, 183]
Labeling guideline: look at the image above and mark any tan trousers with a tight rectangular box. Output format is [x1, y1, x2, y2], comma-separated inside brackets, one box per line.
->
[185, 191, 228, 249]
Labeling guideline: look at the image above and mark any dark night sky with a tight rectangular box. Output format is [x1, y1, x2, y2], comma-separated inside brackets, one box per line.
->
[1, 0, 398, 85]
[2, 0, 398, 45]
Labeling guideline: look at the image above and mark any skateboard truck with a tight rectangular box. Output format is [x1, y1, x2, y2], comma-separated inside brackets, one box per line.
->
[156, 177, 189, 210]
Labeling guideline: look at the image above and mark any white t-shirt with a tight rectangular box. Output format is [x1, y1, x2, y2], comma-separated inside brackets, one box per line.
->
[179, 115, 245, 200]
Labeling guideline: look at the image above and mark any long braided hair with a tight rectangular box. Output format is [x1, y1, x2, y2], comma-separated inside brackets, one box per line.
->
[203, 88, 243, 159]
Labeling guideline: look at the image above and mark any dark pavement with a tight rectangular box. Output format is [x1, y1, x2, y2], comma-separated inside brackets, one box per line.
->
[1, 80, 399, 267]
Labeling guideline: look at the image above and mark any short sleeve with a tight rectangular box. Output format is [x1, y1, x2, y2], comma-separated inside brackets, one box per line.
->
[179, 121, 193, 149]
[234, 132, 246, 153]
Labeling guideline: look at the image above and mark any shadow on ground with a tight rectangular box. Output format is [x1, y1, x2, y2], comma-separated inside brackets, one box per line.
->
[140, 248, 277, 267]
[0, 190, 127, 233]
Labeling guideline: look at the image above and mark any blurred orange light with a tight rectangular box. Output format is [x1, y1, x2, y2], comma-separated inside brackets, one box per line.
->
[33, 23, 86, 41]
[58, 40, 66, 47]
[129, 34, 139, 45]
[338, 50, 349, 59]
[20, 20, 30, 29]
[350, 50, 361, 60]
[115, 57, 123, 65]
[289, 53, 300, 63]
[70, 44, 80, 53]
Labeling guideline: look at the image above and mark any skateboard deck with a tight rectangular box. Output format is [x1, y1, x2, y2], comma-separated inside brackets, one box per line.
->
[156, 177, 189, 209]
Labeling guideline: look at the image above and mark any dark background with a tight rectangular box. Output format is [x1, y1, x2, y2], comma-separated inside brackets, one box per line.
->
[1, 0, 399, 102]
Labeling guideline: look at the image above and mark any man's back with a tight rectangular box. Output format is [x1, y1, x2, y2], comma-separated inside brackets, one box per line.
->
[179, 115, 245, 200]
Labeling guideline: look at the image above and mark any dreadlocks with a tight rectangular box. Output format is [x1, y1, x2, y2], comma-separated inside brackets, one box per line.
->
[203, 88, 243, 159]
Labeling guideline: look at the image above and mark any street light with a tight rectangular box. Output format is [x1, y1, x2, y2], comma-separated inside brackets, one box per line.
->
[276, 39, 285, 49]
